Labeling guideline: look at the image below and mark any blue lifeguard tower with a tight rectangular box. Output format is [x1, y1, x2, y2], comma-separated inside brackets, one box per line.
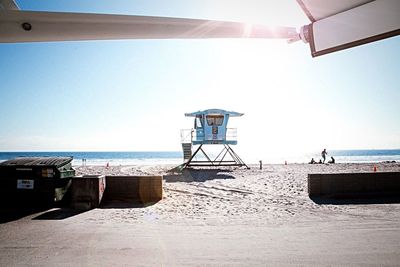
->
[181, 109, 248, 168]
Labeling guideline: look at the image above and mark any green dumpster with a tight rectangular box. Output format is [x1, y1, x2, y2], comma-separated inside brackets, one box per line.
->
[0, 157, 75, 204]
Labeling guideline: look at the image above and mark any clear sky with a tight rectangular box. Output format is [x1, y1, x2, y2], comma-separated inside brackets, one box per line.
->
[0, 0, 399, 160]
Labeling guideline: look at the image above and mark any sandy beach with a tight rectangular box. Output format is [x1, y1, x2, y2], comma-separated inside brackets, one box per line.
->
[1, 162, 400, 266]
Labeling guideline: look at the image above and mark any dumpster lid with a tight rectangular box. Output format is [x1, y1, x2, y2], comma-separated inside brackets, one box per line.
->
[0, 157, 73, 168]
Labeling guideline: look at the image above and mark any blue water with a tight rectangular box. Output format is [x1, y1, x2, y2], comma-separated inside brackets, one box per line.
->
[0, 151, 183, 166]
[0, 150, 399, 165]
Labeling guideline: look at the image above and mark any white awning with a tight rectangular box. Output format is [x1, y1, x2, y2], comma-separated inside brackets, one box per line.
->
[297, 0, 400, 57]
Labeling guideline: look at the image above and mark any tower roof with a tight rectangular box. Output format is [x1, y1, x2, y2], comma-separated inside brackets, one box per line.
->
[185, 109, 243, 117]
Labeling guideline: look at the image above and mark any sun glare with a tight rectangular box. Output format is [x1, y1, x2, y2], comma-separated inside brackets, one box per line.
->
[197, 39, 313, 158]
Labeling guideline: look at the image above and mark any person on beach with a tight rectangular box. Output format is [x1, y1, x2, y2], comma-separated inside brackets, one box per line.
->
[328, 156, 335, 164]
[309, 158, 316, 164]
[321, 149, 328, 163]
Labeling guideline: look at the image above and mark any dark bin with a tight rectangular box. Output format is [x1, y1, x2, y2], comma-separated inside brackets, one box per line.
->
[0, 157, 75, 204]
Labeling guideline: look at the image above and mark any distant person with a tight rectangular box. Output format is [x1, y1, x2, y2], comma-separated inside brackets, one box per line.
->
[328, 156, 335, 164]
[309, 158, 316, 164]
[319, 159, 322, 164]
[321, 149, 328, 163]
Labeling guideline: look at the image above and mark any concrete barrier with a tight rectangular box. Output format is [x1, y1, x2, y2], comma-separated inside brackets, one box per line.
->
[104, 176, 163, 204]
[70, 175, 106, 210]
[308, 172, 400, 197]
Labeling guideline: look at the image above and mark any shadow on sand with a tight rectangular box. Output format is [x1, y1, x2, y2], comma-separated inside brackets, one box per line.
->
[0, 200, 159, 223]
[311, 194, 400, 205]
[32, 208, 86, 220]
[0, 201, 86, 223]
[0, 207, 48, 224]
[99, 199, 160, 209]
[164, 168, 235, 183]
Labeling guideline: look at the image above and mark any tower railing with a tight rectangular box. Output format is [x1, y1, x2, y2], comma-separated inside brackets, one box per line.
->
[180, 128, 238, 143]
[180, 129, 193, 143]
[226, 128, 237, 141]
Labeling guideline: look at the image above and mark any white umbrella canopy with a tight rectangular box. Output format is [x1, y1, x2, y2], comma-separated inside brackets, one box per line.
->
[1, 0, 399, 57]
[297, 0, 400, 56]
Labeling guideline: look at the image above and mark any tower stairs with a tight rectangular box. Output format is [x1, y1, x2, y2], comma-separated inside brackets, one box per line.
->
[182, 143, 192, 161]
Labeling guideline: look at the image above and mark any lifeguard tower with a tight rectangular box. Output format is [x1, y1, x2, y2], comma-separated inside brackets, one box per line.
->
[181, 109, 248, 168]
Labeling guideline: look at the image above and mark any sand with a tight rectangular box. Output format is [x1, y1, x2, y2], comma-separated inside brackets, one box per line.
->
[1, 162, 400, 266]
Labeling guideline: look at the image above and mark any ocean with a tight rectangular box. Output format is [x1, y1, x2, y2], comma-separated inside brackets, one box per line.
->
[0, 150, 399, 166]
[0, 151, 183, 166]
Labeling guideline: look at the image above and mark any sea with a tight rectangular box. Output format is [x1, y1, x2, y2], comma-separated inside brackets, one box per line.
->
[0, 149, 399, 166]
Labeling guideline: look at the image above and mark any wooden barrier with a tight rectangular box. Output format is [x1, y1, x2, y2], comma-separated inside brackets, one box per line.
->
[308, 172, 400, 197]
[104, 176, 163, 204]
[70, 175, 106, 210]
